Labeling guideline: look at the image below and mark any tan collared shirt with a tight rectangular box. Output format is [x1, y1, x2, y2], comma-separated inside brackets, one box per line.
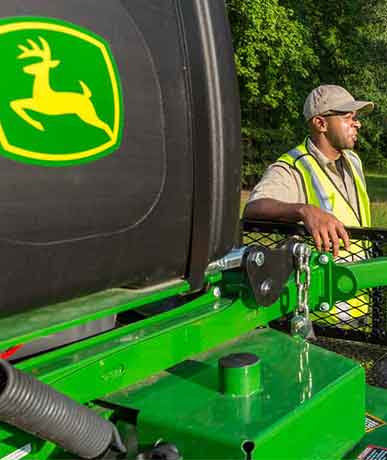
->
[248, 138, 360, 219]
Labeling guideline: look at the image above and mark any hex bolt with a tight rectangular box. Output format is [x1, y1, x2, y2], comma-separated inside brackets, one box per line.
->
[213, 287, 221, 298]
[319, 254, 329, 265]
[254, 251, 265, 267]
[319, 302, 330, 312]
[260, 279, 272, 296]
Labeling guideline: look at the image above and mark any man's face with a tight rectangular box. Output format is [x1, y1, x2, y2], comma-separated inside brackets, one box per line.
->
[324, 112, 361, 150]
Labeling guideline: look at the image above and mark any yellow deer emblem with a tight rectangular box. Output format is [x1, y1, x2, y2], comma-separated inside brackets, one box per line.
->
[10, 37, 113, 139]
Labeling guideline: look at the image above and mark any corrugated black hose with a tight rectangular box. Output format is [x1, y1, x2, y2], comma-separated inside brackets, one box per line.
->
[0, 359, 126, 459]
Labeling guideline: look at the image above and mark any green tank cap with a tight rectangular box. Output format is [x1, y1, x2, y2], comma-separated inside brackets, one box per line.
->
[218, 352, 262, 397]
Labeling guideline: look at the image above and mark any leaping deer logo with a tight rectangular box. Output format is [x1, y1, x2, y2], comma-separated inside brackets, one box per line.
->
[10, 37, 113, 139]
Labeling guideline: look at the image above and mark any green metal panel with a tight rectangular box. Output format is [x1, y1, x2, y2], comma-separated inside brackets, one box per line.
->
[105, 329, 365, 460]
[0, 282, 190, 349]
[345, 385, 387, 459]
[230, 252, 387, 315]
[0, 427, 55, 460]
[219, 353, 262, 397]
[14, 288, 261, 403]
[2, 252, 387, 459]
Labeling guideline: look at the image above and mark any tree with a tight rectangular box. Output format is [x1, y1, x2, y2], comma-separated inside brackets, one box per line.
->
[277, 0, 387, 169]
[226, 0, 318, 186]
[228, 0, 387, 184]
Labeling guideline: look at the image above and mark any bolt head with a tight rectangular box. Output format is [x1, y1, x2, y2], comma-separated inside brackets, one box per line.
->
[254, 251, 265, 267]
[319, 302, 330, 312]
[260, 279, 272, 296]
[213, 287, 221, 298]
[319, 254, 329, 265]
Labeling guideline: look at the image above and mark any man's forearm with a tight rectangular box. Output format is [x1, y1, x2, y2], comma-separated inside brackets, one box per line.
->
[243, 198, 350, 257]
[243, 198, 304, 222]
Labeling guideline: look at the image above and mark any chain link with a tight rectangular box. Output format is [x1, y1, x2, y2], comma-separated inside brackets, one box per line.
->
[298, 340, 313, 403]
[291, 243, 316, 341]
[294, 243, 312, 318]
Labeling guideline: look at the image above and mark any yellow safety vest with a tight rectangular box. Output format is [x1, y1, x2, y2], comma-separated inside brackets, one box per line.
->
[279, 141, 371, 324]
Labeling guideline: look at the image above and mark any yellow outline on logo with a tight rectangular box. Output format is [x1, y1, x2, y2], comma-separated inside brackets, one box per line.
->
[0, 21, 121, 162]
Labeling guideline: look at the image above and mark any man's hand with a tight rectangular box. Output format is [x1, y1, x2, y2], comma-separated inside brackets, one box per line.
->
[244, 198, 350, 257]
[298, 204, 350, 257]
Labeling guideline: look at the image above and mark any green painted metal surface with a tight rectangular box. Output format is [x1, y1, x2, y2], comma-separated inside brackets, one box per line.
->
[13, 286, 260, 403]
[345, 385, 387, 459]
[230, 251, 387, 316]
[335, 257, 387, 300]
[0, 282, 191, 349]
[219, 353, 262, 397]
[105, 329, 365, 460]
[0, 251, 387, 459]
[2, 251, 386, 354]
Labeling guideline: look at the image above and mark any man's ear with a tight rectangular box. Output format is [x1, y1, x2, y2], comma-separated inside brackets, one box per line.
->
[311, 115, 328, 133]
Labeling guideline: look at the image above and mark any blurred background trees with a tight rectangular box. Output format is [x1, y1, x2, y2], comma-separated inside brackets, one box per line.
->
[226, 0, 387, 187]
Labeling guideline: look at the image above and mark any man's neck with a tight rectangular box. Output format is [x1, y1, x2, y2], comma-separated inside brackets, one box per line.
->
[310, 134, 341, 160]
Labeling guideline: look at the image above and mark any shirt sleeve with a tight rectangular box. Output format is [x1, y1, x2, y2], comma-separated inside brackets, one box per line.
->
[248, 162, 305, 204]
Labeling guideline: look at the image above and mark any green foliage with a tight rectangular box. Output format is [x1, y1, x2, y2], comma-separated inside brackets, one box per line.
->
[227, 0, 387, 185]
[226, 0, 319, 185]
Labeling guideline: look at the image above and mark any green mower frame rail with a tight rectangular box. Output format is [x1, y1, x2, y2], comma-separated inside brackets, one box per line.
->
[1, 226, 387, 459]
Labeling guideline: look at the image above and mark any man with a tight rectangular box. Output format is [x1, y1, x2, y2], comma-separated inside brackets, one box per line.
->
[244, 85, 374, 257]
[244, 85, 374, 325]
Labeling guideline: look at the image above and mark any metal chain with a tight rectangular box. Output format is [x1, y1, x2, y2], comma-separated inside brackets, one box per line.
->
[293, 243, 314, 394]
[291, 242, 316, 341]
[298, 340, 313, 403]
[294, 243, 312, 318]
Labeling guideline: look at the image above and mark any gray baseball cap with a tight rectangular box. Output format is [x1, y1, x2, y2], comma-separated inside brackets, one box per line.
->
[303, 85, 374, 121]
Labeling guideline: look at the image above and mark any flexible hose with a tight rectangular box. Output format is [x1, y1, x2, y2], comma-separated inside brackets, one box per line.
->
[0, 359, 126, 459]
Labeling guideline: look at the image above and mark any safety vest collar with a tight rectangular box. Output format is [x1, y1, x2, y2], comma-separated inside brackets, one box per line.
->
[279, 141, 370, 227]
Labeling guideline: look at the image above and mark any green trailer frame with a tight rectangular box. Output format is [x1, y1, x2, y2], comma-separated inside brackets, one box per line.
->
[1, 237, 387, 459]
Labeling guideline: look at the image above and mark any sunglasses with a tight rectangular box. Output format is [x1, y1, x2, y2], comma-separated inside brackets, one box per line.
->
[321, 112, 360, 122]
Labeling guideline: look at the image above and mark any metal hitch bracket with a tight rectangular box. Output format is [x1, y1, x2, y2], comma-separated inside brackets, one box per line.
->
[244, 239, 300, 307]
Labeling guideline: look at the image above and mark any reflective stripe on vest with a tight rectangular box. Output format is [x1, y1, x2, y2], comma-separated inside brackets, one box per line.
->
[279, 143, 371, 228]
[279, 142, 371, 323]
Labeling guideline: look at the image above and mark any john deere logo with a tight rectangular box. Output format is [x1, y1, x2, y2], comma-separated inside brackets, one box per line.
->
[0, 17, 123, 166]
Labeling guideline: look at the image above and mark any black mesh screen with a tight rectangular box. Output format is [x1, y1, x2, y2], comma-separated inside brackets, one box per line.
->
[243, 219, 387, 345]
